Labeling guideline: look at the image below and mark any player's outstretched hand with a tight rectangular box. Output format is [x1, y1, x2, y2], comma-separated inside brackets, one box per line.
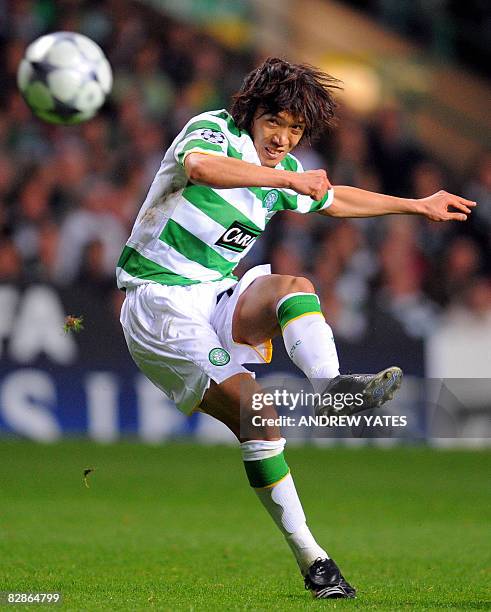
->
[419, 190, 476, 222]
[291, 169, 331, 201]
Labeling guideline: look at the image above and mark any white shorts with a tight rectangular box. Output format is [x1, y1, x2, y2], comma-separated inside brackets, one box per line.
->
[120, 264, 273, 415]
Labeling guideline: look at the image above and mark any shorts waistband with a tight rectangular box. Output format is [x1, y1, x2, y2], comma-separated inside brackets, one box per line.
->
[216, 287, 234, 304]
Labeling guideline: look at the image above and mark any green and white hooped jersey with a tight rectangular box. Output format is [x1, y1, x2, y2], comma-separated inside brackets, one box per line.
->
[116, 109, 334, 289]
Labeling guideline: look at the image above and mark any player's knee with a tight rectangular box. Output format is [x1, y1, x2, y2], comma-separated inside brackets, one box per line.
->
[275, 275, 315, 299]
[263, 275, 315, 320]
[292, 276, 315, 294]
[240, 403, 281, 441]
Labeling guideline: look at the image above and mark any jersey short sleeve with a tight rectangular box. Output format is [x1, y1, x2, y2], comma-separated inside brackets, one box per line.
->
[174, 117, 229, 166]
[306, 188, 334, 212]
[269, 154, 334, 214]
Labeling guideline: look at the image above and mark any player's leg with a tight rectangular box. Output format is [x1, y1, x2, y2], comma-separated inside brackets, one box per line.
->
[232, 273, 402, 411]
[232, 273, 340, 392]
[199, 371, 280, 440]
[200, 374, 354, 598]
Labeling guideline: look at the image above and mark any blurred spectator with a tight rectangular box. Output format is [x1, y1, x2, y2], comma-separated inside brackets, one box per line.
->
[163, 23, 196, 87]
[313, 220, 376, 340]
[11, 175, 52, 275]
[368, 104, 423, 196]
[412, 159, 448, 198]
[0, 154, 15, 202]
[132, 120, 167, 184]
[465, 152, 491, 230]
[430, 236, 483, 307]
[427, 277, 491, 378]
[36, 220, 60, 282]
[50, 142, 91, 217]
[76, 238, 115, 290]
[465, 277, 491, 316]
[412, 159, 453, 258]
[80, 116, 114, 175]
[376, 217, 438, 338]
[331, 116, 370, 186]
[133, 41, 174, 118]
[0, 235, 22, 281]
[277, 212, 315, 263]
[9, 0, 45, 42]
[270, 243, 307, 278]
[53, 178, 126, 285]
[292, 144, 326, 171]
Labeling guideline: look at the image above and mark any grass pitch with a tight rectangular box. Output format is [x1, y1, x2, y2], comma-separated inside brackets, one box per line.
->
[0, 441, 489, 610]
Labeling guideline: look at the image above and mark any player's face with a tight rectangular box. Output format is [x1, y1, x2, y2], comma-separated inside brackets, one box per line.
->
[251, 109, 305, 167]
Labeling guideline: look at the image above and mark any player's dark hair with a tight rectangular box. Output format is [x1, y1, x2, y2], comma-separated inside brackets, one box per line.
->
[231, 57, 342, 141]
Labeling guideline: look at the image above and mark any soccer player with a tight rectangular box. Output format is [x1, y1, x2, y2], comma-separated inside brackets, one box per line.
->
[117, 58, 475, 598]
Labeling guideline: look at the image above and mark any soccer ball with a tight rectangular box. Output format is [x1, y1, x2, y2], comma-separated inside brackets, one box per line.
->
[17, 31, 112, 125]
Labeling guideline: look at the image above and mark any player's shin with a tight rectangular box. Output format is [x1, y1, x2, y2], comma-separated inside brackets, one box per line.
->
[241, 438, 328, 574]
[277, 293, 339, 393]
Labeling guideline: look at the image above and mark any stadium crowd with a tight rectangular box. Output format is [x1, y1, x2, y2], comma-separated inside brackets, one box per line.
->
[0, 0, 489, 353]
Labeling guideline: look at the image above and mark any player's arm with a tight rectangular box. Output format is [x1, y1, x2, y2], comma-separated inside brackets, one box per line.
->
[322, 185, 476, 222]
[185, 153, 330, 199]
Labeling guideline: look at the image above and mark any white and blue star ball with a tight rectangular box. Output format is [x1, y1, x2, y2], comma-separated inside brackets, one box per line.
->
[17, 31, 113, 125]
